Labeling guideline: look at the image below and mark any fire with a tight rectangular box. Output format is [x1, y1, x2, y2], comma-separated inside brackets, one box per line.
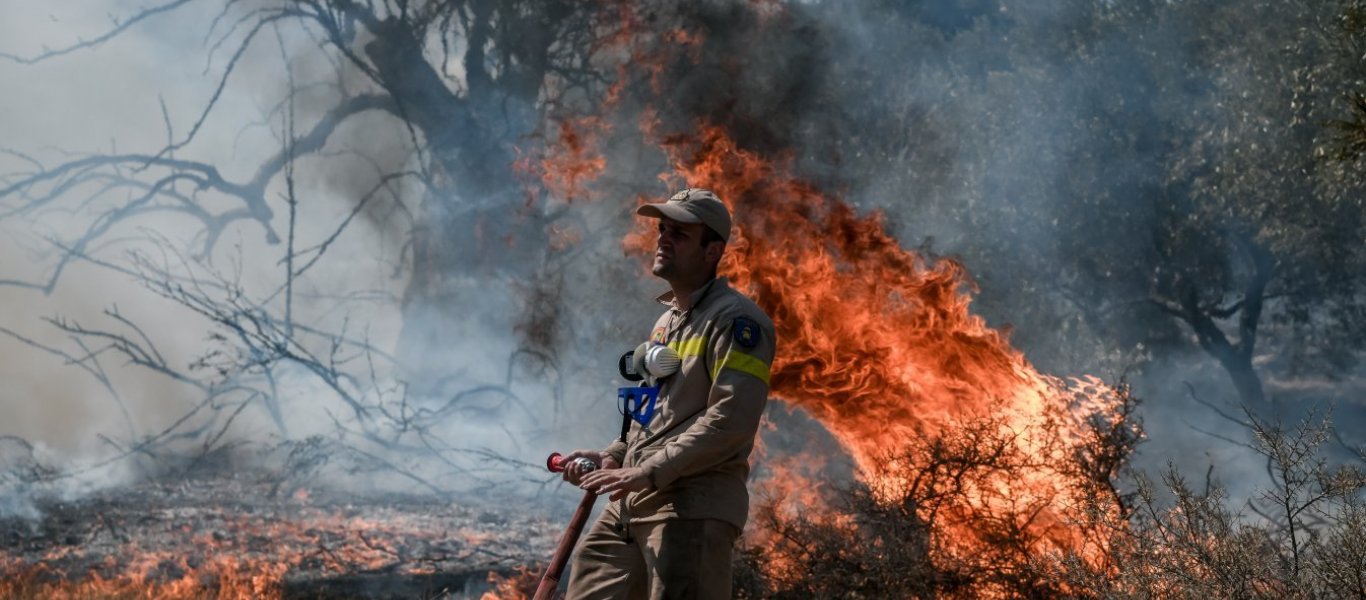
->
[517, 116, 610, 204]
[1, 3, 1135, 597]
[2, 547, 288, 599]
[0, 491, 548, 599]
[628, 124, 1131, 593]
[521, 4, 1135, 588]
[480, 566, 540, 600]
[622, 123, 1131, 590]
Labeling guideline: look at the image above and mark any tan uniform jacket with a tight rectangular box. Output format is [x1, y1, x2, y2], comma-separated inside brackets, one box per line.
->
[601, 277, 775, 531]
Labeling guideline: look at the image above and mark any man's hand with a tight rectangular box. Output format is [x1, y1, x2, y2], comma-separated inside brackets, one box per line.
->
[559, 450, 621, 486]
[579, 466, 651, 501]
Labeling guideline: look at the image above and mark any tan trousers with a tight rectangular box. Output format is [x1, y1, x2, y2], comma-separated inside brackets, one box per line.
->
[564, 513, 740, 599]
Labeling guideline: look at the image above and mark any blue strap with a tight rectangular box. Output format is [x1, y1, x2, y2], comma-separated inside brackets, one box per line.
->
[617, 385, 659, 426]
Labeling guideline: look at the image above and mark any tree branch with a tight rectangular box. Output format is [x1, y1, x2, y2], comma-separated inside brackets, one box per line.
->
[0, 0, 197, 65]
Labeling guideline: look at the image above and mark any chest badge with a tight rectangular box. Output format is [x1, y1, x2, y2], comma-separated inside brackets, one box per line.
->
[733, 316, 760, 349]
[651, 326, 666, 344]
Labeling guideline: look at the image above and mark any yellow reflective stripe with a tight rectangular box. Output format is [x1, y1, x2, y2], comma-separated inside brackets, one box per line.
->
[712, 350, 771, 385]
[668, 336, 707, 358]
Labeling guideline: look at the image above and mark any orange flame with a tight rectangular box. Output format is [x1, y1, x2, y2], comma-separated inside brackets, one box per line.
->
[480, 566, 540, 600]
[0, 499, 533, 599]
[516, 116, 610, 203]
[616, 123, 1129, 591]
[511, 3, 1136, 593]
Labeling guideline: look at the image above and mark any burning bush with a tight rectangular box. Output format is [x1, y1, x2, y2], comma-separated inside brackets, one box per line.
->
[734, 402, 1366, 600]
[736, 385, 1141, 599]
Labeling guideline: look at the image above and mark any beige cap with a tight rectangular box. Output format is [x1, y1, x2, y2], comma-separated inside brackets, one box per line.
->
[636, 188, 732, 242]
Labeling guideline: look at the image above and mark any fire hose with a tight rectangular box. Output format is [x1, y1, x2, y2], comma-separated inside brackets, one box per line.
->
[533, 343, 679, 599]
[534, 453, 598, 600]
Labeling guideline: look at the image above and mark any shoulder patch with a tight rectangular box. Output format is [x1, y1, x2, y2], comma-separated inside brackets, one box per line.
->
[651, 326, 667, 344]
[733, 316, 761, 349]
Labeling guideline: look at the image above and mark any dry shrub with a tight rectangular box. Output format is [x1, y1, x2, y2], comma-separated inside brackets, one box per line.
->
[736, 386, 1143, 599]
[733, 478, 946, 599]
[737, 392, 1366, 599]
[1051, 409, 1366, 599]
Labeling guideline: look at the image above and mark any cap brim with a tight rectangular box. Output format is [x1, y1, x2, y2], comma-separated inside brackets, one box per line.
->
[636, 203, 701, 223]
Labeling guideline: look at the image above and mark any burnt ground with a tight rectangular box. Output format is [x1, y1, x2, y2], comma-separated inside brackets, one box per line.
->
[0, 469, 566, 599]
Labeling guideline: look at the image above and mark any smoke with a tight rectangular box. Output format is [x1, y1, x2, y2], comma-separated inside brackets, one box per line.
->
[0, 1, 670, 518]
[0, 3, 456, 511]
[776, 0, 1366, 496]
[552, 0, 1360, 504]
[1, 0, 1359, 523]
[0, 6, 206, 455]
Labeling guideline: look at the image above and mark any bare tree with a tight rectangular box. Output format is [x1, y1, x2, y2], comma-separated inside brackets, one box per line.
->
[0, 0, 630, 498]
[0, 0, 621, 386]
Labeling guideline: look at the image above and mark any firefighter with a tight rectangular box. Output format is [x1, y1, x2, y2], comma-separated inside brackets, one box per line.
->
[559, 188, 776, 599]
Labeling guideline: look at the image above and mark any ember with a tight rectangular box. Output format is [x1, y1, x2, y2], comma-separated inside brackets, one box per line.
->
[0, 472, 559, 599]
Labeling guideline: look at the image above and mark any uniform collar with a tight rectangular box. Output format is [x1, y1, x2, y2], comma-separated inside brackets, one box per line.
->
[655, 277, 727, 312]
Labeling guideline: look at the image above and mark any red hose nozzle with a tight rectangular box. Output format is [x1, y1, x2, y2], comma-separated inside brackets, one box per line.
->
[546, 452, 597, 474]
[547, 452, 567, 473]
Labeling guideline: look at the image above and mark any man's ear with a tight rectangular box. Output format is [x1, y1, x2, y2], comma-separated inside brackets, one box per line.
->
[705, 240, 725, 265]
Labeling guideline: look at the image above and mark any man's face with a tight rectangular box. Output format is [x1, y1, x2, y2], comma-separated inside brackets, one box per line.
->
[652, 217, 718, 281]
